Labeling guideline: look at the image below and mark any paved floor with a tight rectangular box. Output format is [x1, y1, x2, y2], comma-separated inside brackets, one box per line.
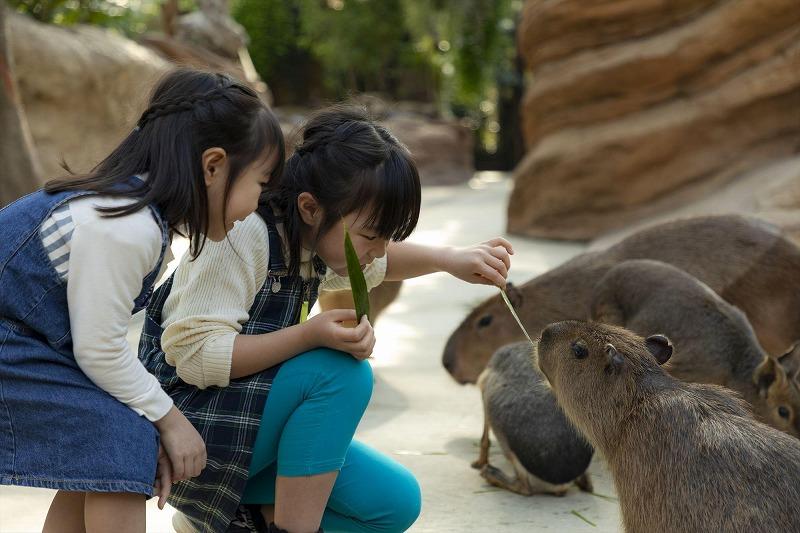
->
[0, 172, 622, 532]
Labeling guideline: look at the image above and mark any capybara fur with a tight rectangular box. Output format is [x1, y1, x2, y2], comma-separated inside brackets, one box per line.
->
[444, 215, 800, 383]
[318, 280, 403, 326]
[537, 320, 800, 533]
[473, 342, 593, 496]
[591, 259, 800, 438]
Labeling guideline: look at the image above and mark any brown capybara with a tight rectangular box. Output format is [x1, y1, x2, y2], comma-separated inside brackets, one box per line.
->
[591, 259, 800, 438]
[537, 320, 800, 533]
[473, 342, 593, 496]
[443, 215, 800, 383]
[318, 280, 403, 326]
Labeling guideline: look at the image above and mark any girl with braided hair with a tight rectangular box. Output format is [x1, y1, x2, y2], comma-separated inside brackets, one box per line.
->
[0, 67, 285, 532]
[140, 105, 513, 533]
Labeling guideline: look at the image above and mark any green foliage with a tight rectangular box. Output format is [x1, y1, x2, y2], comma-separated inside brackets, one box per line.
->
[231, 0, 296, 81]
[344, 223, 370, 323]
[9, 0, 523, 155]
[6, 0, 164, 35]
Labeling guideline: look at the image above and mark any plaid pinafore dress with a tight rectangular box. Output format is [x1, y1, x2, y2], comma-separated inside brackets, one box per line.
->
[138, 204, 326, 532]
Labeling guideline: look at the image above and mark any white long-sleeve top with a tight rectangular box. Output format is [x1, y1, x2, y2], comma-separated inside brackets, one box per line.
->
[159, 212, 387, 389]
[40, 195, 173, 422]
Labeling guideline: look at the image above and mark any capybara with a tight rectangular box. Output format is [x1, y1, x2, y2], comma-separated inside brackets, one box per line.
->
[591, 259, 800, 438]
[318, 280, 403, 326]
[443, 215, 800, 383]
[473, 342, 593, 496]
[537, 320, 800, 533]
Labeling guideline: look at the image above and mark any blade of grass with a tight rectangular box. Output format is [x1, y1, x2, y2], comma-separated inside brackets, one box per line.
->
[587, 492, 618, 502]
[344, 222, 370, 323]
[500, 289, 533, 343]
[571, 510, 597, 527]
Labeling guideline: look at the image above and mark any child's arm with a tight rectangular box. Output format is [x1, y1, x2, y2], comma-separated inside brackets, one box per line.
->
[68, 199, 206, 481]
[162, 214, 375, 385]
[229, 310, 373, 378]
[384, 238, 514, 288]
[68, 201, 174, 422]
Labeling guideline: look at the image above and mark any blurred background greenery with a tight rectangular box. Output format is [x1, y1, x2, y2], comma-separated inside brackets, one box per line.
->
[6, 0, 524, 170]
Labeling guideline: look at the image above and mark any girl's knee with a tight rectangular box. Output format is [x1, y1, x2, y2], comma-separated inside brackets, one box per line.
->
[294, 348, 374, 404]
[386, 468, 421, 532]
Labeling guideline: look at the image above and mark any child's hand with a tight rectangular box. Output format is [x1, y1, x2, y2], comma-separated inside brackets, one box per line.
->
[153, 444, 172, 510]
[154, 406, 207, 482]
[308, 309, 376, 360]
[443, 237, 514, 289]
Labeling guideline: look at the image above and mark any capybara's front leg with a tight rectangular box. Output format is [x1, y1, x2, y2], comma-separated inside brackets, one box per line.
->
[472, 371, 492, 469]
[471, 415, 491, 469]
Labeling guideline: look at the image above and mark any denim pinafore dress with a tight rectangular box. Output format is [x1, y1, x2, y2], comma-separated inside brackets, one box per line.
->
[139, 203, 326, 532]
[0, 177, 169, 496]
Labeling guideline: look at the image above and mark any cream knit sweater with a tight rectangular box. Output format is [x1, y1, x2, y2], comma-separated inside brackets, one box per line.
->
[160, 212, 387, 389]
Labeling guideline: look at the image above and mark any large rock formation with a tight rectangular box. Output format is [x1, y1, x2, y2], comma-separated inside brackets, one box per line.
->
[8, 13, 169, 179]
[0, 4, 43, 206]
[8, 15, 472, 188]
[510, 0, 800, 239]
[276, 106, 475, 186]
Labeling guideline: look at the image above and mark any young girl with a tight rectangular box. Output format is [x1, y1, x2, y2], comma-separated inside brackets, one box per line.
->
[139, 106, 513, 533]
[0, 68, 285, 532]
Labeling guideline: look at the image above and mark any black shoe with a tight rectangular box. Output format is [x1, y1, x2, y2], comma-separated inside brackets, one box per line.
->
[227, 504, 269, 532]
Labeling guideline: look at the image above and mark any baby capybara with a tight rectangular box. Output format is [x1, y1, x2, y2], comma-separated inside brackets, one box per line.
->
[537, 320, 800, 533]
[473, 342, 593, 496]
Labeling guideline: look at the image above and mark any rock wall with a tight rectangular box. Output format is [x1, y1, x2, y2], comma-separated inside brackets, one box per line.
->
[510, 0, 800, 239]
[9, 14, 170, 179]
[9, 14, 472, 187]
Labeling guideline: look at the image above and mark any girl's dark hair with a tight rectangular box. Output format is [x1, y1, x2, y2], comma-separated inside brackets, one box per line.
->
[271, 105, 421, 277]
[45, 68, 285, 257]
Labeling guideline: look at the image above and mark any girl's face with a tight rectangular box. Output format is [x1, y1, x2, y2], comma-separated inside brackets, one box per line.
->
[205, 148, 276, 241]
[305, 201, 389, 276]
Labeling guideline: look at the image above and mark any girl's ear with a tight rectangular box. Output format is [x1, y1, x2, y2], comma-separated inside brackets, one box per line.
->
[202, 147, 228, 187]
[297, 192, 321, 226]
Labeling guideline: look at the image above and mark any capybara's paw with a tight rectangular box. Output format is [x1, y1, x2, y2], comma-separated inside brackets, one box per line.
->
[480, 464, 503, 482]
[471, 457, 488, 469]
[575, 472, 594, 493]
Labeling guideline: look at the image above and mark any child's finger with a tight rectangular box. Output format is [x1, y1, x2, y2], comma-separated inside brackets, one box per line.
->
[156, 456, 172, 509]
[487, 245, 512, 270]
[330, 309, 358, 322]
[339, 316, 370, 342]
[482, 251, 508, 278]
[354, 315, 372, 337]
[477, 264, 506, 289]
[158, 477, 171, 510]
[485, 237, 514, 255]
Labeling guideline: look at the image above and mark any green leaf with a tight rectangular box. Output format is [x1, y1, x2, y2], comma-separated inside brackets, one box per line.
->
[344, 222, 370, 323]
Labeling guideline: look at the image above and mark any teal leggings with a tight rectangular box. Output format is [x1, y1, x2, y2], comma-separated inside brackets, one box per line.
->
[242, 348, 421, 532]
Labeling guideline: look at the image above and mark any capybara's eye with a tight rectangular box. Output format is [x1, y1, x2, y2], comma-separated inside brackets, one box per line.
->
[571, 340, 589, 359]
[477, 314, 493, 328]
[778, 406, 791, 419]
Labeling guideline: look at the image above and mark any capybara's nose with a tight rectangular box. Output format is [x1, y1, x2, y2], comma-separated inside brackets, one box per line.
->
[442, 337, 457, 375]
[443, 355, 454, 374]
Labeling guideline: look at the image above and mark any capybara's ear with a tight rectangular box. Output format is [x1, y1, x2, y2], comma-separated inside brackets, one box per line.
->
[605, 343, 624, 375]
[646, 334, 673, 365]
[507, 282, 523, 308]
[777, 342, 800, 381]
[754, 356, 787, 398]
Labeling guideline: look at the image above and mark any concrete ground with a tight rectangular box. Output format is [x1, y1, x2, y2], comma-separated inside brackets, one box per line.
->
[0, 172, 622, 532]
